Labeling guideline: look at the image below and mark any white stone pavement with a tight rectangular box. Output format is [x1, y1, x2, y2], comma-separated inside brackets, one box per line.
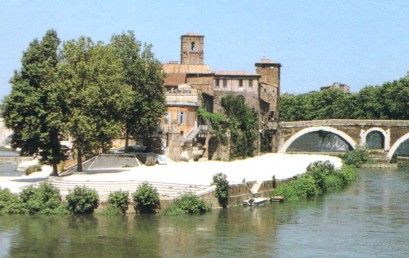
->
[0, 154, 342, 194]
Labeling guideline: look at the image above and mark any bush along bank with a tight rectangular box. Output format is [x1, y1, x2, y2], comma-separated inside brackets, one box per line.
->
[272, 147, 369, 201]
[273, 161, 358, 201]
[0, 181, 213, 216]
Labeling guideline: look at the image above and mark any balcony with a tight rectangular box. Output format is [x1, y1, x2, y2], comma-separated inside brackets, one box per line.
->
[166, 89, 201, 107]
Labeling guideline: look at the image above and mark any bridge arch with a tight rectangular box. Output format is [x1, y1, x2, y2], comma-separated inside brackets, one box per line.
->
[387, 133, 409, 161]
[361, 127, 390, 151]
[279, 126, 357, 153]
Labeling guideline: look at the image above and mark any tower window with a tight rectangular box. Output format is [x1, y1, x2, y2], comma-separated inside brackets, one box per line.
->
[178, 111, 186, 124]
[191, 41, 195, 51]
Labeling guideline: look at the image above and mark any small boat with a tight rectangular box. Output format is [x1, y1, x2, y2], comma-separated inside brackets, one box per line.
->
[243, 197, 269, 207]
[270, 195, 284, 202]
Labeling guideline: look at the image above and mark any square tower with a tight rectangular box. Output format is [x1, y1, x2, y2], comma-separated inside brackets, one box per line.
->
[181, 33, 204, 65]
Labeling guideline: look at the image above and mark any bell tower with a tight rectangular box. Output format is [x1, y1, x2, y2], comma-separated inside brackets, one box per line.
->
[180, 33, 204, 65]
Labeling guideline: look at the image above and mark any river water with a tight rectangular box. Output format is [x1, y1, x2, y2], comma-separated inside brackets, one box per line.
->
[1, 167, 409, 257]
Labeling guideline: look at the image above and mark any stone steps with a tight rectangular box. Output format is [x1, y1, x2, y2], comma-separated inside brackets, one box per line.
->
[47, 178, 210, 200]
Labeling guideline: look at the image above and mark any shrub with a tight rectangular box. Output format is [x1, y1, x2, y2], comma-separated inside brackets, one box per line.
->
[25, 164, 42, 175]
[306, 161, 335, 191]
[163, 193, 209, 216]
[343, 146, 369, 167]
[274, 161, 358, 201]
[107, 190, 129, 214]
[274, 175, 319, 200]
[102, 205, 123, 216]
[212, 173, 229, 208]
[162, 204, 185, 216]
[338, 164, 358, 185]
[0, 188, 24, 214]
[132, 182, 160, 214]
[66, 186, 99, 214]
[19, 182, 63, 215]
[323, 174, 343, 191]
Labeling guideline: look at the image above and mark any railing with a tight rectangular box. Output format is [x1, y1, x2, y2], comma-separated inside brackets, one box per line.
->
[280, 119, 409, 128]
[165, 89, 201, 107]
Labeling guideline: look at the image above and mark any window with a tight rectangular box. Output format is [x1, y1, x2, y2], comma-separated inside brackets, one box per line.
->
[215, 79, 219, 87]
[164, 112, 170, 124]
[223, 79, 227, 88]
[178, 111, 186, 125]
[188, 112, 194, 126]
[249, 79, 253, 87]
[191, 41, 195, 51]
[239, 79, 243, 87]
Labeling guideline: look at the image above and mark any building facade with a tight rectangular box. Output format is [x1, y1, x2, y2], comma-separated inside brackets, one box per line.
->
[162, 33, 281, 160]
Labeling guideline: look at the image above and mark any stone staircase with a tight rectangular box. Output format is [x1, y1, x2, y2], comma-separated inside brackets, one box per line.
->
[47, 177, 210, 201]
[362, 149, 396, 168]
[367, 149, 389, 163]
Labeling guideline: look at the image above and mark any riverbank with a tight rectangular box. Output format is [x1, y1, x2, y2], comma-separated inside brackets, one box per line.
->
[0, 153, 342, 195]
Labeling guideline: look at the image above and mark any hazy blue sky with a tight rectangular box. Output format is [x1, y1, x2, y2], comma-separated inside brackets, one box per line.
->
[1, 0, 408, 100]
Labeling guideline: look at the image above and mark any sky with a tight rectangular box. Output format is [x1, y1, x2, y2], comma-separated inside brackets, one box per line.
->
[1, 0, 408, 101]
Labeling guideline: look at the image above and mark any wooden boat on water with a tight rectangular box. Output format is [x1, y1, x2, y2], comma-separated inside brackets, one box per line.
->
[243, 197, 269, 207]
[270, 195, 284, 202]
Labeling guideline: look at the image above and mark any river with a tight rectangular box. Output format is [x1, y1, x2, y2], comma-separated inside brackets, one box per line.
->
[1, 167, 409, 257]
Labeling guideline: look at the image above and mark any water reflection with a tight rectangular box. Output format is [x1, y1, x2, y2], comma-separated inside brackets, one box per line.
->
[1, 168, 409, 257]
[287, 131, 351, 152]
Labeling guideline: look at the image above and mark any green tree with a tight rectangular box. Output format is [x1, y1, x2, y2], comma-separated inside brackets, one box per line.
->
[1, 30, 67, 176]
[384, 78, 409, 119]
[110, 31, 166, 151]
[59, 37, 127, 171]
[221, 94, 257, 159]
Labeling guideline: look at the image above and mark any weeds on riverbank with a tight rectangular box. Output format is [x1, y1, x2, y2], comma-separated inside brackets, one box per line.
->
[273, 161, 358, 201]
[162, 193, 210, 216]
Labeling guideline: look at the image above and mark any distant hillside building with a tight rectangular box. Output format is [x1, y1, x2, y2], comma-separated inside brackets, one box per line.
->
[162, 33, 281, 160]
[320, 82, 350, 93]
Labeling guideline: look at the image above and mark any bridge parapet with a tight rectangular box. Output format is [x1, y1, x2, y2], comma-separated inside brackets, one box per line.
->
[280, 119, 409, 128]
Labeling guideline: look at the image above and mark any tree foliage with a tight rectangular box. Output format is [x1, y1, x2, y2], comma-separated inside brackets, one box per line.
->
[59, 37, 128, 171]
[110, 31, 166, 150]
[221, 94, 257, 159]
[2, 30, 165, 173]
[1, 30, 67, 176]
[279, 77, 409, 121]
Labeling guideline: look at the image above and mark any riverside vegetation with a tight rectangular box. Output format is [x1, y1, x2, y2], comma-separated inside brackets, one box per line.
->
[272, 147, 368, 200]
[0, 148, 368, 216]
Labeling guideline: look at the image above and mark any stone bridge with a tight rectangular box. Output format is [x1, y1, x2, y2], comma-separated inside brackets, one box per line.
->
[278, 119, 409, 161]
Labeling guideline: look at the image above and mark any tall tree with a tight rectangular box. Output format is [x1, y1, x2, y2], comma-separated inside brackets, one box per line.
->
[1, 30, 66, 176]
[110, 31, 166, 151]
[59, 37, 127, 171]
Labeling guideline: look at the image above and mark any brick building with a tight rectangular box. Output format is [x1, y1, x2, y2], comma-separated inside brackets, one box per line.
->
[162, 33, 281, 160]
